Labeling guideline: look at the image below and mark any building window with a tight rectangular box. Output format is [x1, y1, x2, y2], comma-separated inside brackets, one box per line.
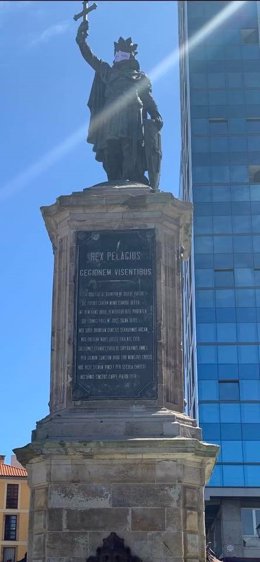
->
[6, 484, 19, 509]
[240, 28, 259, 44]
[3, 548, 16, 562]
[249, 166, 260, 184]
[4, 515, 17, 541]
[241, 508, 260, 536]
[208, 118, 228, 134]
[247, 118, 260, 132]
[219, 381, 240, 401]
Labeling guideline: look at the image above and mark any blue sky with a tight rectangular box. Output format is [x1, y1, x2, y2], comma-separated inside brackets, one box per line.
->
[0, 0, 180, 461]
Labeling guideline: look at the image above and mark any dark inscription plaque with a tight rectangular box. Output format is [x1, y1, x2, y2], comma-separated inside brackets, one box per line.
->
[73, 229, 156, 400]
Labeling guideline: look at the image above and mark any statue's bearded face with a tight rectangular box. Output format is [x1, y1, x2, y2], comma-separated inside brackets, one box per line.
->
[114, 50, 131, 63]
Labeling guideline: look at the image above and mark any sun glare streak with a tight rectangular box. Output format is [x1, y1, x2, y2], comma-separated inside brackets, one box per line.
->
[73, 0, 247, 159]
[1, 0, 246, 202]
[0, 125, 86, 202]
[149, 0, 246, 82]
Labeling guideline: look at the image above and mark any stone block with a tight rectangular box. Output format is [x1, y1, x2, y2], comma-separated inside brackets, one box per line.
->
[63, 559, 87, 562]
[66, 508, 130, 531]
[148, 531, 184, 559]
[33, 511, 46, 532]
[32, 534, 45, 558]
[165, 508, 182, 532]
[49, 484, 111, 509]
[48, 509, 63, 531]
[155, 461, 180, 483]
[185, 510, 198, 532]
[183, 464, 202, 485]
[152, 556, 183, 562]
[183, 487, 199, 509]
[34, 488, 48, 510]
[131, 508, 165, 531]
[112, 483, 182, 507]
[198, 509, 205, 534]
[47, 559, 67, 562]
[31, 462, 49, 486]
[47, 532, 89, 558]
[71, 461, 155, 484]
[51, 461, 72, 482]
[184, 533, 199, 557]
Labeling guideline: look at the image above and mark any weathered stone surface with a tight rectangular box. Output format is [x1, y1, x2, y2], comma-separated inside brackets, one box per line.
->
[155, 460, 181, 483]
[39, 185, 193, 415]
[16, 184, 218, 562]
[49, 484, 111, 509]
[185, 510, 199, 532]
[112, 483, 182, 507]
[183, 486, 199, 509]
[47, 532, 89, 557]
[71, 461, 155, 483]
[165, 508, 182, 532]
[47, 509, 63, 531]
[47, 558, 86, 562]
[131, 508, 165, 531]
[183, 464, 202, 485]
[34, 488, 48, 510]
[33, 511, 46, 532]
[51, 461, 72, 482]
[31, 461, 49, 485]
[21, 430, 216, 562]
[32, 534, 45, 558]
[184, 533, 199, 557]
[66, 508, 130, 531]
[23, 440, 216, 561]
[46, 558, 67, 562]
[148, 531, 184, 558]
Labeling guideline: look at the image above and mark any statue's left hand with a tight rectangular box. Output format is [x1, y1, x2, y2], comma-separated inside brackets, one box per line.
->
[153, 115, 163, 131]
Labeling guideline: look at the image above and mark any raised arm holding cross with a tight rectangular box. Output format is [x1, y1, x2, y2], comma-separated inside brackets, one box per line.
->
[74, 1, 97, 39]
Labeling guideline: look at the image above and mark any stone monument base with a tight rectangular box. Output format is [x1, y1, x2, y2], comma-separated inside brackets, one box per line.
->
[15, 182, 218, 562]
[16, 429, 217, 562]
[32, 407, 202, 440]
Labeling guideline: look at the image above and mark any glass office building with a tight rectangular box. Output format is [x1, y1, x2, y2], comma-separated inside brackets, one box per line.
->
[179, 1, 260, 558]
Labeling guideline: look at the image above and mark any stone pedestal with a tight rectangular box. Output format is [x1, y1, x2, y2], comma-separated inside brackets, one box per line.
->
[15, 183, 218, 562]
[18, 439, 217, 562]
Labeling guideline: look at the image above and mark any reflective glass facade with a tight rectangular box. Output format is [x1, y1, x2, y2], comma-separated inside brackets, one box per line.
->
[179, 1, 260, 487]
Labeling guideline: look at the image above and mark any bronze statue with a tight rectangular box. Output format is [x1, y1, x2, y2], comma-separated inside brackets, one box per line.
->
[75, 8, 163, 190]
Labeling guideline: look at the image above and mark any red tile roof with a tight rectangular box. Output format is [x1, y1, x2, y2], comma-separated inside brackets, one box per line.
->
[0, 463, 27, 477]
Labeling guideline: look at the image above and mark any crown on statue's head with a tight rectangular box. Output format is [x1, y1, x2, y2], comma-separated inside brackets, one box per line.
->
[114, 37, 138, 56]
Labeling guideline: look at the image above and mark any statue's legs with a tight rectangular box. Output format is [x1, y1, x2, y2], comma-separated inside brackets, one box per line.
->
[103, 139, 147, 184]
[121, 138, 147, 184]
[103, 140, 123, 181]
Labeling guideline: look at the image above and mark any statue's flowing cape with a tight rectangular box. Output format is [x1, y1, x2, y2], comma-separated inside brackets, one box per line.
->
[87, 61, 161, 188]
[87, 72, 106, 162]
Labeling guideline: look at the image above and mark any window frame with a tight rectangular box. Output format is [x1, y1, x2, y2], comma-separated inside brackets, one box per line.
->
[6, 484, 19, 510]
[4, 515, 18, 541]
[241, 507, 260, 537]
[2, 547, 16, 562]
[240, 28, 259, 44]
